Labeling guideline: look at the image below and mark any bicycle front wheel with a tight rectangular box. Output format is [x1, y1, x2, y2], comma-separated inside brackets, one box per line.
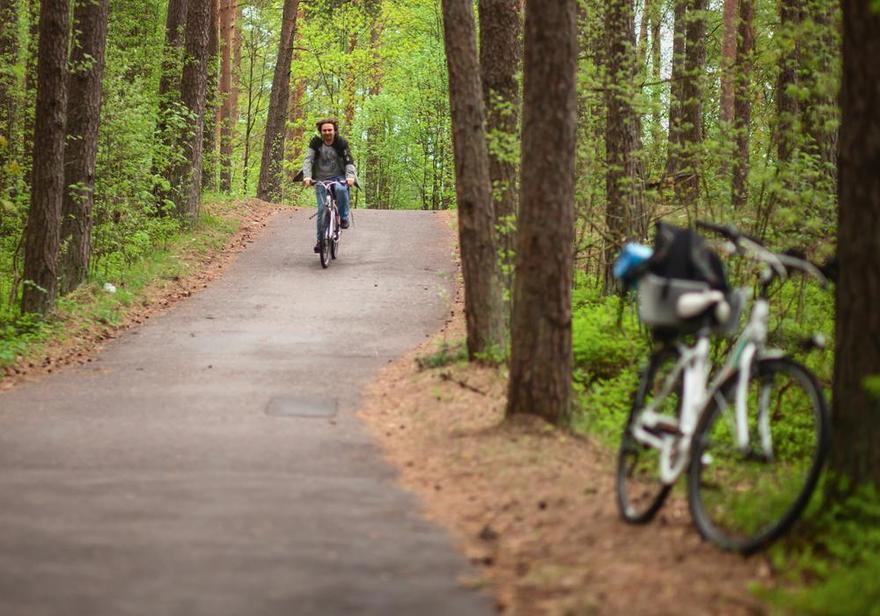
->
[688, 357, 829, 554]
[320, 211, 332, 268]
[617, 347, 682, 524]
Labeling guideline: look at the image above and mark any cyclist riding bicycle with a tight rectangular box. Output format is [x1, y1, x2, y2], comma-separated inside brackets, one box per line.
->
[300, 118, 357, 253]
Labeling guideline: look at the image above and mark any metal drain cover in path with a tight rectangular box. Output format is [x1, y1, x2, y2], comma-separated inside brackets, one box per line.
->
[266, 396, 338, 418]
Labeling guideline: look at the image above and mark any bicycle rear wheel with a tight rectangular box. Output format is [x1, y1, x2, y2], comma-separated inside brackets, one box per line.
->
[688, 357, 829, 554]
[617, 347, 682, 524]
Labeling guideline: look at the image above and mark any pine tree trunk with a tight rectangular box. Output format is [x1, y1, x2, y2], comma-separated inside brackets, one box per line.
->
[604, 0, 646, 292]
[478, 0, 521, 306]
[21, 0, 68, 315]
[218, 0, 238, 193]
[828, 0, 880, 498]
[170, 0, 211, 223]
[731, 0, 753, 210]
[256, 0, 298, 203]
[60, 0, 109, 294]
[675, 0, 707, 212]
[441, 0, 505, 359]
[719, 0, 737, 129]
[666, 0, 686, 178]
[364, 18, 385, 209]
[22, 0, 40, 184]
[201, 0, 220, 191]
[776, 0, 800, 167]
[507, 0, 576, 423]
[285, 2, 306, 186]
[0, 0, 19, 197]
[157, 0, 189, 123]
[343, 30, 357, 131]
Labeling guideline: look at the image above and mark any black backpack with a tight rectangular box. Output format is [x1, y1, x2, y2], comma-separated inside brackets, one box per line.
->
[647, 222, 729, 292]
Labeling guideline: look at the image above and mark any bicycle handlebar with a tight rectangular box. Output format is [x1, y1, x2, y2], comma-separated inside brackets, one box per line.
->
[695, 220, 829, 288]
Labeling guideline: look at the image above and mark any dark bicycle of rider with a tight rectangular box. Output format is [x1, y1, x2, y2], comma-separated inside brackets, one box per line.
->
[301, 118, 357, 253]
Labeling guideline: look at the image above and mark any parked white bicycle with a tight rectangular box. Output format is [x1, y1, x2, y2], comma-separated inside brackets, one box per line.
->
[615, 221, 830, 554]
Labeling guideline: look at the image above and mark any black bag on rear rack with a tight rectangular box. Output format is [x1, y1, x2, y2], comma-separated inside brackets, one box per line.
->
[636, 222, 736, 335]
[647, 222, 728, 291]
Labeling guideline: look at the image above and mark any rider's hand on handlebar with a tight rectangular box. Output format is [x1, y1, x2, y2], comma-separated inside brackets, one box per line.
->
[345, 178, 354, 187]
[303, 177, 313, 187]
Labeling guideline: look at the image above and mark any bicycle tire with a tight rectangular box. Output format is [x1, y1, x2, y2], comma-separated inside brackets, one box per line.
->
[331, 212, 338, 260]
[688, 357, 829, 554]
[616, 347, 682, 524]
[320, 210, 332, 268]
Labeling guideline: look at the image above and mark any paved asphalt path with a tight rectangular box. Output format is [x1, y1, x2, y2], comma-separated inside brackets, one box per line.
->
[0, 209, 493, 616]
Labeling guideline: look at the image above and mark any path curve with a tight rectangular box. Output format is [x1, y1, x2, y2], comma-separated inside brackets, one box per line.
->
[0, 208, 492, 616]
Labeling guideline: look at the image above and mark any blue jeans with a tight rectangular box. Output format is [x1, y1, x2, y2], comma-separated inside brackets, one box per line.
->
[315, 177, 350, 241]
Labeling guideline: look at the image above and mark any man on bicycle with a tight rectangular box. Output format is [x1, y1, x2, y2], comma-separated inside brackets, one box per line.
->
[301, 118, 357, 253]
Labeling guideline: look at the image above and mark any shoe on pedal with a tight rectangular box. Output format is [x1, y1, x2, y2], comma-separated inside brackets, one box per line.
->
[313, 241, 321, 253]
[340, 218, 350, 229]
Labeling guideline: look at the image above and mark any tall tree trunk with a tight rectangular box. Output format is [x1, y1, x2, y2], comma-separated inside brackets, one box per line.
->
[674, 0, 707, 213]
[719, 0, 737, 129]
[285, 2, 307, 186]
[0, 0, 19, 197]
[731, 0, 753, 210]
[604, 0, 646, 293]
[666, 0, 686, 178]
[649, 1, 662, 143]
[218, 0, 238, 193]
[441, 0, 505, 359]
[478, 0, 521, 307]
[776, 0, 800, 167]
[60, 0, 109, 294]
[343, 30, 357, 131]
[21, 0, 68, 315]
[157, 0, 189, 128]
[256, 0, 298, 203]
[201, 0, 220, 191]
[829, 0, 880, 497]
[170, 0, 211, 223]
[365, 18, 385, 209]
[22, 0, 40, 184]
[802, 0, 839, 175]
[507, 0, 576, 423]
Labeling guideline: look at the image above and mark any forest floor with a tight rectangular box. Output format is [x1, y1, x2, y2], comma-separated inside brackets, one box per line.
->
[357, 214, 775, 616]
[2, 202, 774, 615]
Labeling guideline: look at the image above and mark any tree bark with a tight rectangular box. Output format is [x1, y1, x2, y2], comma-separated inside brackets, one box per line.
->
[719, 0, 738, 129]
[666, 0, 686, 178]
[829, 0, 880, 497]
[674, 0, 707, 212]
[218, 0, 238, 193]
[158, 0, 189, 101]
[201, 0, 220, 191]
[170, 0, 211, 223]
[776, 0, 800, 167]
[343, 30, 357, 131]
[604, 0, 646, 292]
[22, 0, 40, 181]
[478, 0, 521, 305]
[506, 0, 576, 423]
[60, 0, 109, 294]
[364, 17, 386, 209]
[441, 0, 505, 359]
[285, 1, 307, 186]
[0, 0, 19, 194]
[256, 0, 298, 203]
[21, 0, 68, 315]
[731, 0, 753, 210]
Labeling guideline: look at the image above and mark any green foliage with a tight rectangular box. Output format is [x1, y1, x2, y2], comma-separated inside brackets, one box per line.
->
[570, 282, 648, 442]
[416, 339, 468, 370]
[764, 485, 880, 615]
